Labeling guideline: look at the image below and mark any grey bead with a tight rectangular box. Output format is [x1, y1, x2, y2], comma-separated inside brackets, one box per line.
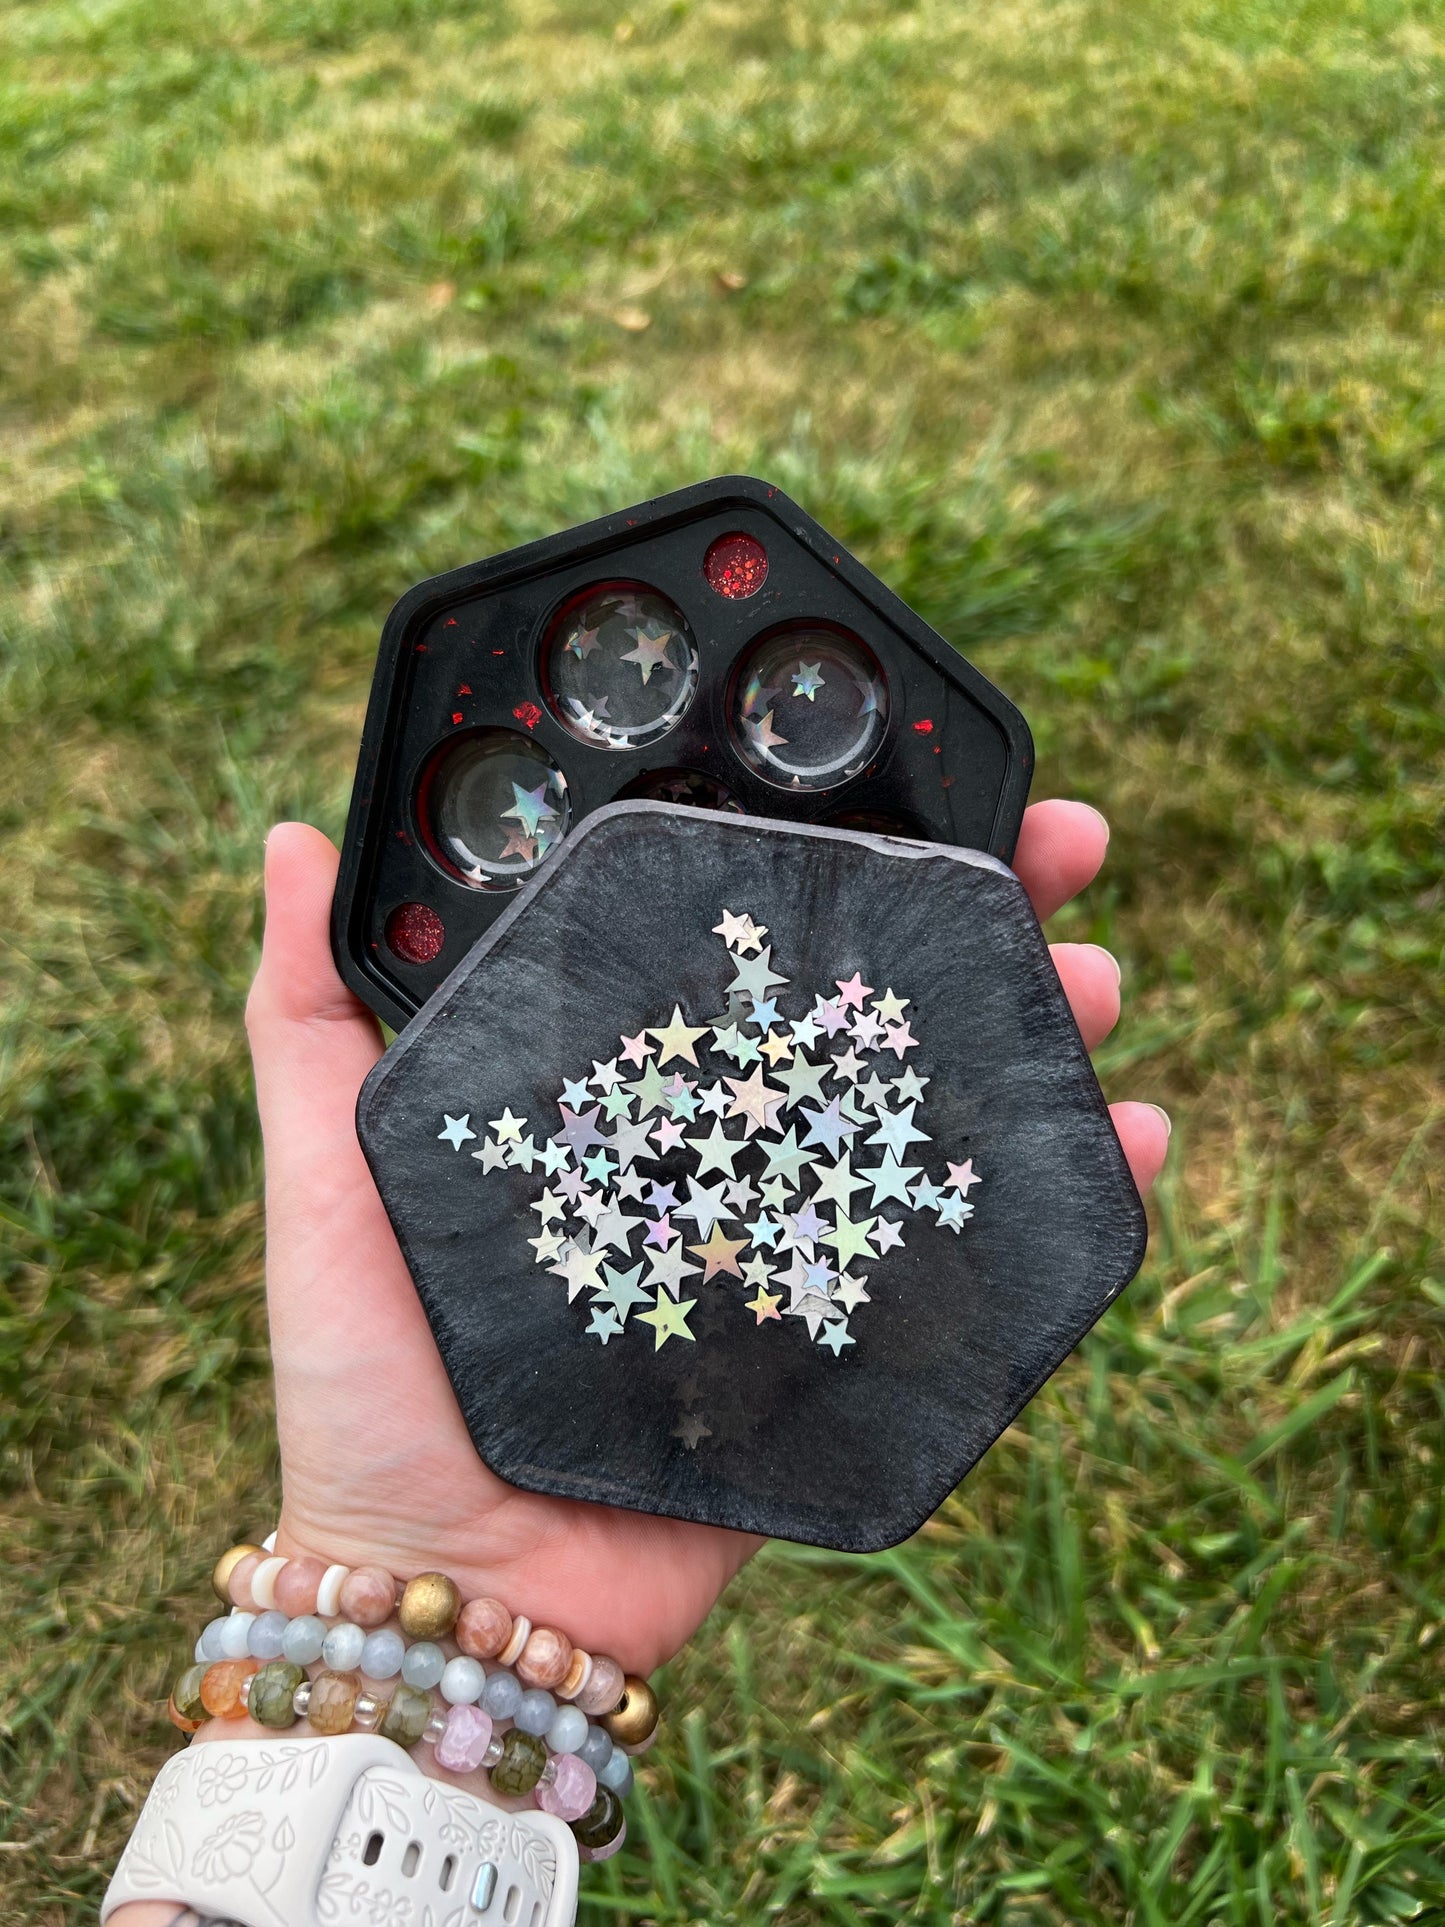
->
[219, 1613, 256, 1659]
[197, 1617, 229, 1662]
[322, 1621, 366, 1672]
[515, 1688, 556, 1736]
[598, 1749, 634, 1795]
[247, 1610, 288, 1660]
[360, 1628, 406, 1680]
[402, 1641, 447, 1689]
[481, 1670, 522, 1719]
[578, 1724, 613, 1771]
[282, 1614, 328, 1665]
[546, 1705, 589, 1755]
[440, 1656, 486, 1705]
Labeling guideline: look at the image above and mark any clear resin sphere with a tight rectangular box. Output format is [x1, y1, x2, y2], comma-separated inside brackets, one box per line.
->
[729, 626, 887, 790]
[420, 728, 571, 890]
[544, 584, 699, 751]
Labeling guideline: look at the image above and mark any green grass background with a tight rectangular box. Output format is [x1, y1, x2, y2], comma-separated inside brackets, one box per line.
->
[2, 0, 1442, 1920]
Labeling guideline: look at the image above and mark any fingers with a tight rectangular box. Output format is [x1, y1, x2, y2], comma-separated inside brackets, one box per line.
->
[246, 823, 384, 1161]
[1110, 1100, 1171, 1197]
[1013, 799, 1110, 921]
[1050, 941, 1121, 1051]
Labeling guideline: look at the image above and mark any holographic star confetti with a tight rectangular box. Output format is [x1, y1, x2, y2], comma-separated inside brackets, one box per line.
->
[437, 914, 983, 1361]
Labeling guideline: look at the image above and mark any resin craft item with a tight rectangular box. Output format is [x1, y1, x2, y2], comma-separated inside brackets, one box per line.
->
[356, 803, 1147, 1551]
[331, 476, 1032, 1029]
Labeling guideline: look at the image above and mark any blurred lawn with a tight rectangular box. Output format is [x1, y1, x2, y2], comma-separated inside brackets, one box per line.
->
[1, 0, 1442, 1921]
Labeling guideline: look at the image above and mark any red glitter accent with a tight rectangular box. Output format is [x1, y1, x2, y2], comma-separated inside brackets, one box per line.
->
[513, 701, 543, 730]
[913, 719, 935, 734]
[451, 711, 464, 724]
[704, 532, 769, 599]
[493, 649, 505, 656]
[458, 683, 472, 695]
[445, 618, 458, 627]
[385, 902, 445, 965]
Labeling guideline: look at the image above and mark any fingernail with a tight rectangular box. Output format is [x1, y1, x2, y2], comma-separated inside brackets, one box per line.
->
[1084, 943, 1122, 987]
[1080, 803, 1110, 845]
[1146, 1103, 1172, 1138]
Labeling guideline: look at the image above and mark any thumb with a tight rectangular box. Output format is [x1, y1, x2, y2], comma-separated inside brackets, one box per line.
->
[246, 822, 385, 1179]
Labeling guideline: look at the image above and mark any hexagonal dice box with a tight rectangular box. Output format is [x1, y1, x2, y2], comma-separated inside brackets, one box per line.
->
[356, 803, 1146, 1552]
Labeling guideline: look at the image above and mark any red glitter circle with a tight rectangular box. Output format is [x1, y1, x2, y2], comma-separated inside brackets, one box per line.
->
[704, 532, 769, 599]
[385, 901, 445, 964]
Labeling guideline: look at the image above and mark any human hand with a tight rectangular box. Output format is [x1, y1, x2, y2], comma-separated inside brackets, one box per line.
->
[246, 803, 1169, 1675]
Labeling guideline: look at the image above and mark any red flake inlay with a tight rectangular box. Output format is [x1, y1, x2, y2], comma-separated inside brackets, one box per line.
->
[704, 532, 769, 599]
[445, 618, 458, 628]
[513, 701, 543, 730]
[451, 711, 464, 724]
[385, 902, 445, 964]
[913, 719, 935, 734]
[458, 683, 473, 695]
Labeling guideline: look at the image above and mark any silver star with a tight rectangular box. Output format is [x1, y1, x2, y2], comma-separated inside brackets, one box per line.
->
[893, 1069, 930, 1104]
[726, 945, 790, 1003]
[831, 1047, 866, 1084]
[861, 1152, 923, 1207]
[799, 1095, 861, 1159]
[471, 1138, 509, 1171]
[832, 1271, 870, 1312]
[592, 1198, 643, 1254]
[854, 1074, 893, 1112]
[609, 1116, 657, 1170]
[775, 1053, 831, 1108]
[673, 1175, 733, 1239]
[645, 1239, 703, 1298]
[593, 1260, 650, 1318]
[910, 1176, 944, 1211]
[438, 1114, 476, 1151]
[810, 1153, 869, 1213]
[685, 1120, 746, 1179]
[867, 1102, 930, 1157]
[591, 1058, 624, 1094]
[695, 1081, 731, 1118]
[937, 1194, 975, 1232]
[817, 1320, 855, 1356]
[760, 1126, 819, 1185]
[873, 1216, 906, 1253]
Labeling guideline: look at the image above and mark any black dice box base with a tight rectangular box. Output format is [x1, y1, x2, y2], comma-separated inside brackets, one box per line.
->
[356, 804, 1147, 1553]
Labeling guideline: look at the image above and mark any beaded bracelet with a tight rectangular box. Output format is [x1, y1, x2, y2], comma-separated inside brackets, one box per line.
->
[208, 1544, 653, 1738]
[167, 1658, 627, 1858]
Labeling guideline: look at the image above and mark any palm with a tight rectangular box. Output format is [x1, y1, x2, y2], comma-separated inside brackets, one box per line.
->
[248, 811, 1167, 1675]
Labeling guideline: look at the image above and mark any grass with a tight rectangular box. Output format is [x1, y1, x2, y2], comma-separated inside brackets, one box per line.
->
[1, 0, 1441, 1919]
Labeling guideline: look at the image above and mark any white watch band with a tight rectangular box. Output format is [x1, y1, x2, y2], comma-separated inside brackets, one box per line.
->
[101, 1734, 579, 1927]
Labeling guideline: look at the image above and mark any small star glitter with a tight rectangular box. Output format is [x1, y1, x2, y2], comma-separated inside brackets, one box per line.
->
[791, 660, 824, 700]
[452, 903, 985, 1356]
[637, 1289, 697, 1349]
[673, 1412, 712, 1448]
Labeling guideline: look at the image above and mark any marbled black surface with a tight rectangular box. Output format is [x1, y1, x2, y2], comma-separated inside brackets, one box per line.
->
[358, 803, 1147, 1551]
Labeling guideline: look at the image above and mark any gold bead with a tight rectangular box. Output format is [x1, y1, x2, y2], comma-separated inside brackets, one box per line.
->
[397, 1570, 461, 1639]
[602, 1674, 658, 1747]
[212, 1542, 266, 1604]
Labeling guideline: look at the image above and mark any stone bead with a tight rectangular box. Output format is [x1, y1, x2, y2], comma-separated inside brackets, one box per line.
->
[199, 1659, 257, 1719]
[218, 1613, 258, 1660]
[247, 1610, 288, 1661]
[440, 1656, 486, 1705]
[578, 1818, 627, 1864]
[251, 1660, 305, 1729]
[378, 1683, 434, 1747]
[307, 1670, 360, 1736]
[172, 1662, 209, 1727]
[360, 1629, 406, 1680]
[274, 1556, 326, 1617]
[572, 1785, 624, 1852]
[556, 1649, 593, 1702]
[212, 1542, 266, 1604]
[498, 1615, 531, 1667]
[398, 1571, 461, 1640]
[339, 1566, 397, 1629]
[598, 1749, 634, 1796]
[546, 1705, 589, 1756]
[197, 1617, 229, 1663]
[490, 1727, 547, 1796]
[322, 1622, 366, 1672]
[578, 1725, 613, 1773]
[456, 1596, 512, 1660]
[316, 1563, 350, 1618]
[227, 1554, 262, 1611]
[401, 1641, 447, 1690]
[603, 1676, 658, 1747]
[535, 1751, 597, 1823]
[515, 1689, 555, 1737]
[282, 1614, 328, 1666]
[516, 1626, 572, 1692]
[434, 1702, 494, 1773]
[574, 1656, 625, 1717]
[168, 1694, 204, 1734]
[480, 1669, 522, 1719]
